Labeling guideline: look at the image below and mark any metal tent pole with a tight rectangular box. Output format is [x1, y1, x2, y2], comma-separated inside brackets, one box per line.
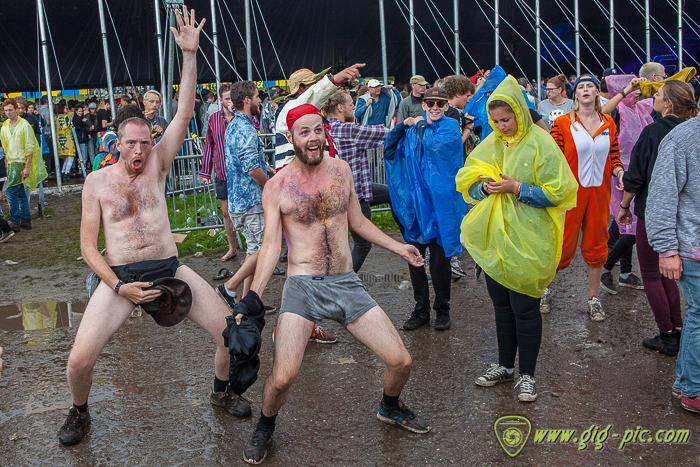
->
[575, 0, 580, 75]
[454, 0, 459, 74]
[154, 0, 167, 106]
[210, 0, 221, 91]
[495, 0, 500, 65]
[536, 0, 541, 103]
[610, 0, 615, 68]
[410, 0, 416, 75]
[677, 0, 683, 69]
[245, 0, 252, 80]
[645, 0, 650, 62]
[379, 0, 388, 85]
[37, 0, 62, 191]
[97, 0, 116, 121]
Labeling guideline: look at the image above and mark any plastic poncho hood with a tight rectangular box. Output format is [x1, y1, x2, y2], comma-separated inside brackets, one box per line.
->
[385, 115, 467, 256]
[456, 76, 578, 297]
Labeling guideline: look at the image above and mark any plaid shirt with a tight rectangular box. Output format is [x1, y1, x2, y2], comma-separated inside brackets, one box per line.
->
[199, 110, 234, 180]
[328, 118, 389, 202]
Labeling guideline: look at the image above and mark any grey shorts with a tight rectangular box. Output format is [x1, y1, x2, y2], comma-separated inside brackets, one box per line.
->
[279, 271, 378, 327]
[230, 204, 264, 255]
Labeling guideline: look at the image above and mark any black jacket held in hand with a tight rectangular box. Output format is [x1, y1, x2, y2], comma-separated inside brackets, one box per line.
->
[623, 115, 686, 219]
[222, 290, 266, 395]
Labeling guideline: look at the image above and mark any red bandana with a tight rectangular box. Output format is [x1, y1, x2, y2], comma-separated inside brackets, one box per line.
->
[285, 103, 336, 159]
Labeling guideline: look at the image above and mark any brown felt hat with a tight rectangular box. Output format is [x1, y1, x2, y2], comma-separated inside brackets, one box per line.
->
[141, 278, 192, 327]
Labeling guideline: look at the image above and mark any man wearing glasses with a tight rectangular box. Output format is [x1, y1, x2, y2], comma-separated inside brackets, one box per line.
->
[383, 87, 467, 332]
[639, 62, 667, 121]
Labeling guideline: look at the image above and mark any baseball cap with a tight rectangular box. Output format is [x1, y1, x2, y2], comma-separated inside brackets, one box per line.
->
[367, 79, 382, 88]
[88, 102, 97, 109]
[410, 75, 429, 85]
[423, 87, 448, 101]
[602, 68, 619, 78]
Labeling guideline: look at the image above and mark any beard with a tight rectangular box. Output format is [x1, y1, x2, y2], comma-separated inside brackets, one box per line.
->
[250, 103, 261, 116]
[293, 137, 325, 167]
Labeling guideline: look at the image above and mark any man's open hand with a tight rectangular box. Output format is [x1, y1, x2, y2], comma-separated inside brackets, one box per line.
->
[660, 256, 683, 280]
[399, 244, 425, 267]
[334, 63, 366, 84]
[118, 282, 163, 304]
[171, 6, 205, 54]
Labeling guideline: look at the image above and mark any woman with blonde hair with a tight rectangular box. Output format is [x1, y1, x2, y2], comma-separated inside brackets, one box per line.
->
[549, 74, 624, 321]
[618, 80, 699, 356]
[537, 74, 574, 129]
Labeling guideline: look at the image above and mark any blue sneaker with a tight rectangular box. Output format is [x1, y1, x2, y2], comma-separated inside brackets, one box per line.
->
[377, 400, 430, 434]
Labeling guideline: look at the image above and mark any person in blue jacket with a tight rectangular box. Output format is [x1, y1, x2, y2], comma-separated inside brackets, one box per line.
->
[383, 87, 467, 331]
[355, 79, 401, 127]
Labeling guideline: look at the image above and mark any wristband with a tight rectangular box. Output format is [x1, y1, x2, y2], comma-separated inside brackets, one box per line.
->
[114, 280, 124, 294]
[620, 202, 630, 210]
[621, 89, 628, 98]
[328, 74, 337, 86]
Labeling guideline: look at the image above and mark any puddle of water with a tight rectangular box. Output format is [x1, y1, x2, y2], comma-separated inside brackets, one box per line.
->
[0, 301, 86, 332]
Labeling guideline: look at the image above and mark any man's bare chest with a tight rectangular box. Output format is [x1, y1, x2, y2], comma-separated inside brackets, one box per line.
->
[102, 181, 161, 224]
[282, 177, 349, 226]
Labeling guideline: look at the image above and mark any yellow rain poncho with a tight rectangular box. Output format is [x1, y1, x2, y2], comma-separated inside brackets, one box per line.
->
[639, 67, 696, 99]
[0, 118, 48, 191]
[455, 76, 578, 297]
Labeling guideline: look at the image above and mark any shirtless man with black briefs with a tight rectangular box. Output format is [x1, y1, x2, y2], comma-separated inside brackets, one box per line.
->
[235, 103, 431, 464]
[58, 8, 250, 446]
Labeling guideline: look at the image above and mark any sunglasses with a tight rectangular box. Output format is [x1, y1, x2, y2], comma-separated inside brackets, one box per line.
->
[425, 100, 446, 108]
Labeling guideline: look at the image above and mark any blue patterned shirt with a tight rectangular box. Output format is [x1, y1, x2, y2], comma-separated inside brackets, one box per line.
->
[224, 113, 266, 214]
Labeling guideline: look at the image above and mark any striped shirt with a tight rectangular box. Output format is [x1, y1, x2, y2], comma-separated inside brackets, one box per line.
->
[328, 118, 389, 202]
[200, 110, 234, 180]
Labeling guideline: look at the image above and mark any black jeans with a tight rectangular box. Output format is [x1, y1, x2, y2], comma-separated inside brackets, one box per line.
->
[485, 274, 542, 377]
[350, 200, 373, 273]
[393, 207, 451, 314]
[605, 221, 634, 274]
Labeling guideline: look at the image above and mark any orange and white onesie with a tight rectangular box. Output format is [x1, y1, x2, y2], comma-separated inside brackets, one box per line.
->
[551, 112, 622, 270]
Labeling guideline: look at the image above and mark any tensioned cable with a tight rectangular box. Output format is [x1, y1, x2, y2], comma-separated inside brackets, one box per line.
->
[512, 0, 579, 74]
[214, 0, 243, 81]
[104, 0, 136, 90]
[392, 0, 440, 77]
[627, 0, 679, 60]
[590, 0, 647, 59]
[252, 0, 286, 81]
[218, 0, 264, 80]
[636, 0, 700, 66]
[423, 0, 479, 72]
[471, 0, 530, 80]
[552, 0, 607, 71]
[41, 3, 65, 92]
[484, 0, 563, 76]
[250, 1, 269, 84]
[666, 0, 700, 35]
[394, 0, 458, 70]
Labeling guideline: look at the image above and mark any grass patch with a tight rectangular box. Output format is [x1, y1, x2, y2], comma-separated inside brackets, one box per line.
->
[371, 207, 399, 231]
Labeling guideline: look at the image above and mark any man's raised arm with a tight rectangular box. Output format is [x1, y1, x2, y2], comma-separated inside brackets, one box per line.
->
[155, 6, 205, 170]
[249, 185, 283, 298]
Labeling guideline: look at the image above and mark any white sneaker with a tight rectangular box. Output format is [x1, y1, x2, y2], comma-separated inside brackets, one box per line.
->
[587, 297, 606, 321]
[540, 288, 551, 314]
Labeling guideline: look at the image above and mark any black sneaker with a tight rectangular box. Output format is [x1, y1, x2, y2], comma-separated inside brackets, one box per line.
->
[475, 364, 515, 387]
[403, 312, 429, 330]
[515, 375, 538, 402]
[216, 284, 237, 313]
[600, 272, 618, 294]
[377, 400, 430, 434]
[434, 313, 451, 331]
[58, 406, 91, 446]
[0, 230, 15, 243]
[210, 385, 252, 417]
[243, 427, 273, 464]
[619, 273, 644, 290]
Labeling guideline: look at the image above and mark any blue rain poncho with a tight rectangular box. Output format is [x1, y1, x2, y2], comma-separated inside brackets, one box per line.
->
[384, 114, 467, 257]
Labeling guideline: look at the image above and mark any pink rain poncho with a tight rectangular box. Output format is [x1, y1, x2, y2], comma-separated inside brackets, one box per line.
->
[605, 74, 653, 234]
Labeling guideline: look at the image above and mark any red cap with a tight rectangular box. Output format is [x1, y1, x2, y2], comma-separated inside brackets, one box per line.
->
[286, 103, 322, 132]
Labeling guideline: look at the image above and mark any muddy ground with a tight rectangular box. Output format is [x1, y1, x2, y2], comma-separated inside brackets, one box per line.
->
[0, 192, 698, 466]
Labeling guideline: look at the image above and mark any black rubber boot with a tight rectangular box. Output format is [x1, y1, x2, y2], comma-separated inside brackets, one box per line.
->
[403, 311, 430, 330]
[433, 311, 451, 331]
[642, 331, 679, 357]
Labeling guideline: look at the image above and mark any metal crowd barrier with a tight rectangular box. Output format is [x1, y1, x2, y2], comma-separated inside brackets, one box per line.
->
[167, 135, 391, 233]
